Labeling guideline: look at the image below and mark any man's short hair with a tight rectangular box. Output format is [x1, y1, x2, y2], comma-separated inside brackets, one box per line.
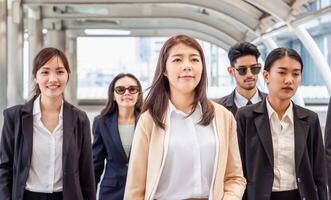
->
[228, 42, 260, 67]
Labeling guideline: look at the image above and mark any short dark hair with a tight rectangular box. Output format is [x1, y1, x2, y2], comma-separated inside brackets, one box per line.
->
[264, 47, 303, 72]
[228, 42, 260, 66]
[100, 73, 143, 122]
[32, 47, 71, 95]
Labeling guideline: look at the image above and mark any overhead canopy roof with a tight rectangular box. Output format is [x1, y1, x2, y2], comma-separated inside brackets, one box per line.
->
[23, 0, 319, 50]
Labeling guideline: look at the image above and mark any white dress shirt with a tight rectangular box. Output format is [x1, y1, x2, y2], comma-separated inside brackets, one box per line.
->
[234, 89, 262, 109]
[154, 101, 216, 199]
[266, 99, 297, 191]
[25, 95, 64, 193]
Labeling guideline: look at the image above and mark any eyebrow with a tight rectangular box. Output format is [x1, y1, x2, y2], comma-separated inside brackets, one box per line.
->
[170, 53, 200, 57]
[40, 66, 65, 70]
[277, 67, 301, 71]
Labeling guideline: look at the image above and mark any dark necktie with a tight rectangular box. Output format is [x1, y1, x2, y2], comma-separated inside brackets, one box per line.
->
[246, 100, 252, 105]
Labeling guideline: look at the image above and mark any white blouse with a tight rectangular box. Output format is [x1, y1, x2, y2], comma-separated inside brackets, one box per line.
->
[25, 96, 64, 193]
[266, 99, 297, 191]
[154, 101, 216, 199]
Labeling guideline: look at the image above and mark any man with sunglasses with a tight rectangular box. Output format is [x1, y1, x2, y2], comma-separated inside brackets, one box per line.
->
[217, 42, 267, 116]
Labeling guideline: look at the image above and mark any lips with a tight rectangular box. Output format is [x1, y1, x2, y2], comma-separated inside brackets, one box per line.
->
[179, 75, 194, 79]
[244, 78, 255, 83]
[47, 85, 60, 89]
[282, 87, 293, 91]
[122, 98, 133, 101]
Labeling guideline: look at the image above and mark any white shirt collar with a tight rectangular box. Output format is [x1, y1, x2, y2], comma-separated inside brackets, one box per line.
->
[168, 100, 202, 117]
[266, 98, 294, 124]
[235, 88, 261, 107]
[33, 95, 64, 120]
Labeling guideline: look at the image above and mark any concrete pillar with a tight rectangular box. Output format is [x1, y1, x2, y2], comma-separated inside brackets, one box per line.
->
[289, 23, 331, 95]
[0, 0, 7, 125]
[45, 30, 65, 51]
[28, 6, 43, 96]
[7, 0, 24, 107]
[262, 37, 305, 107]
[65, 34, 78, 106]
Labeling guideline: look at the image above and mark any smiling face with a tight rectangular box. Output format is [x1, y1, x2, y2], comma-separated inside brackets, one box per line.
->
[113, 76, 140, 109]
[34, 56, 68, 99]
[263, 56, 302, 101]
[164, 43, 203, 97]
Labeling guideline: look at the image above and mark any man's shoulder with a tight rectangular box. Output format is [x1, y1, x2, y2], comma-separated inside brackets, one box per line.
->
[215, 93, 233, 106]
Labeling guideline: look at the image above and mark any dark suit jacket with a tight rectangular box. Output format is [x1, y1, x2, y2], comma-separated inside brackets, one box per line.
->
[236, 98, 327, 200]
[324, 98, 331, 199]
[92, 113, 131, 200]
[216, 89, 267, 116]
[0, 97, 96, 200]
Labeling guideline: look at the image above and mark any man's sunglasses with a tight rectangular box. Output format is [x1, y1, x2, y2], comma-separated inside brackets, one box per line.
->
[114, 86, 140, 95]
[234, 63, 262, 76]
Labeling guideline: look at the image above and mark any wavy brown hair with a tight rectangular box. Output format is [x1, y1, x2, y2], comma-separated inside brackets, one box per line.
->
[100, 73, 143, 123]
[143, 34, 214, 129]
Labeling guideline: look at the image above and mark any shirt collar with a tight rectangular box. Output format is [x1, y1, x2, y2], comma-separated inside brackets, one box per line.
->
[33, 95, 64, 119]
[167, 100, 202, 117]
[235, 88, 261, 106]
[266, 98, 293, 124]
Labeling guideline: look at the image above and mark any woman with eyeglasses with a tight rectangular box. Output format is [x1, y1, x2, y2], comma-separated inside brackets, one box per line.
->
[235, 47, 327, 200]
[124, 35, 246, 200]
[92, 73, 143, 200]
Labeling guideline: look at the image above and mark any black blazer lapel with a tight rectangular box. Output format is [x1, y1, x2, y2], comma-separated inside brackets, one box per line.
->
[62, 101, 76, 170]
[226, 90, 237, 115]
[293, 104, 310, 172]
[258, 89, 268, 100]
[253, 99, 274, 167]
[105, 113, 128, 163]
[21, 98, 35, 171]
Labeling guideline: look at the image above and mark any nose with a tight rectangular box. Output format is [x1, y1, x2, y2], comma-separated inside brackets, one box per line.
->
[48, 72, 58, 82]
[182, 59, 192, 71]
[284, 74, 294, 84]
[245, 67, 254, 77]
[123, 89, 130, 95]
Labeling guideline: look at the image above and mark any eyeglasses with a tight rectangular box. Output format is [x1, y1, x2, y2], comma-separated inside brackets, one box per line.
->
[114, 86, 140, 95]
[234, 63, 262, 76]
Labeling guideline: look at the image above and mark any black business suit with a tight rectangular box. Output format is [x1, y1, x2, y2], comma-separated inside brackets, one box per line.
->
[216, 89, 267, 116]
[324, 97, 331, 199]
[93, 113, 132, 200]
[0, 96, 96, 200]
[235, 98, 327, 200]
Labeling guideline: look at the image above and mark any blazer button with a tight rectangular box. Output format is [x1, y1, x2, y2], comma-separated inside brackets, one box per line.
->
[297, 177, 301, 183]
[302, 197, 306, 200]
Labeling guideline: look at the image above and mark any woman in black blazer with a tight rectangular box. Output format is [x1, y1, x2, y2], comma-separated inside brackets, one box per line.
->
[92, 73, 143, 200]
[236, 47, 327, 200]
[0, 48, 96, 200]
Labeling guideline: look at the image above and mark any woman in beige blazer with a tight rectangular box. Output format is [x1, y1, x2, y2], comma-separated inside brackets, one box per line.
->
[124, 35, 246, 200]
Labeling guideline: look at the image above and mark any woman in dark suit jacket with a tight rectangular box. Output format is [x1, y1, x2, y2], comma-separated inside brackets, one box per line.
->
[0, 48, 96, 200]
[236, 47, 327, 200]
[92, 73, 143, 200]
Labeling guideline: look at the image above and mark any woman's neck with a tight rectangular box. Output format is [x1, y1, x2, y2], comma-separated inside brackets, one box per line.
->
[118, 106, 135, 124]
[267, 95, 291, 119]
[40, 94, 62, 113]
[170, 91, 195, 114]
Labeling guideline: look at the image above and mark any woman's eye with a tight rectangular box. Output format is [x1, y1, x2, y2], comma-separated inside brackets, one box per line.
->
[173, 58, 181, 62]
[40, 71, 48, 75]
[192, 58, 200, 62]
